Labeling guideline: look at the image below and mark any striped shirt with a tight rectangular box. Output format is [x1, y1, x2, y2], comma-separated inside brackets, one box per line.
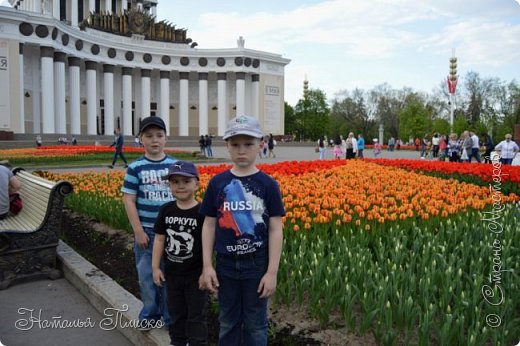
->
[122, 155, 177, 228]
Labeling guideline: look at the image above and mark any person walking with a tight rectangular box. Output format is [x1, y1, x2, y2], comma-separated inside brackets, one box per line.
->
[317, 136, 326, 160]
[109, 128, 128, 169]
[469, 131, 481, 163]
[482, 133, 494, 164]
[357, 134, 365, 158]
[198, 135, 206, 157]
[494, 134, 519, 165]
[268, 133, 276, 158]
[204, 134, 213, 157]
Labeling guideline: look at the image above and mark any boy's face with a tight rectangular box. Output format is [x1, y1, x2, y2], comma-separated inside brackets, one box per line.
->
[226, 135, 262, 168]
[139, 126, 167, 158]
[168, 175, 198, 202]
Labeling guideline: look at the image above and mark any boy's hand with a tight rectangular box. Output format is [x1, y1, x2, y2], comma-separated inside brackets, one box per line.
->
[258, 272, 277, 298]
[200, 267, 219, 293]
[152, 268, 165, 287]
[135, 229, 149, 249]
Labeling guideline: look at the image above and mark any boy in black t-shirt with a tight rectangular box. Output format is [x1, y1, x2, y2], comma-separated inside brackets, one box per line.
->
[152, 160, 207, 346]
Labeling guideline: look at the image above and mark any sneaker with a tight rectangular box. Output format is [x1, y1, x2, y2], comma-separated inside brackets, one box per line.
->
[124, 164, 128, 168]
[108, 165, 114, 169]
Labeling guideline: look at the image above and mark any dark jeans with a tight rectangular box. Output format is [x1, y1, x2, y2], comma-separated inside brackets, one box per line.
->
[469, 148, 481, 163]
[357, 149, 364, 158]
[346, 149, 355, 159]
[500, 158, 513, 165]
[111, 148, 127, 165]
[0, 212, 7, 220]
[483, 149, 493, 163]
[216, 251, 269, 346]
[166, 272, 208, 346]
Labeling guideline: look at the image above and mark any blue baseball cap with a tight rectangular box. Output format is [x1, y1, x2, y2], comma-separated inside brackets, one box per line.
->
[167, 161, 199, 180]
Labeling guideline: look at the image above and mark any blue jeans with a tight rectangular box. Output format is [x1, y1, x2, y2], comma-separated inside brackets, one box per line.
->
[206, 145, 213, 157]
[216, 252, 269, 346]
[134, 227, 170, 325]
[469, 148, 481, 163]
[112, 147, 127, 166]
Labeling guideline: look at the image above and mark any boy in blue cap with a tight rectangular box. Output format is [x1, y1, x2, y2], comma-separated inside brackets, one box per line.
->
[152, 160, 208, 346]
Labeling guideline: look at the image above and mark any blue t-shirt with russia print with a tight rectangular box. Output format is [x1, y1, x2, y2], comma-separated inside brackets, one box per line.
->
[122, 155, 177, 228]
[200, 170, 285, 256]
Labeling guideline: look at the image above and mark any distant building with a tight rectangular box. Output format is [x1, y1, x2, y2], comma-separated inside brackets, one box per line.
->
[0, 0, 290, 136]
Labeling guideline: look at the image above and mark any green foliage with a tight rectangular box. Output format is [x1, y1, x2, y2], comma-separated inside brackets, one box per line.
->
[276, 204, 520, 345]
[431, 118, 451, 136]
[292, 89, 330, 141]
[398, 95, 432, 140]
[452, 115, 469, 136]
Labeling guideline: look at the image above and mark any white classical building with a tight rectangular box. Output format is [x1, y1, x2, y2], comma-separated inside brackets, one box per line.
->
[0, 0, 290, 136]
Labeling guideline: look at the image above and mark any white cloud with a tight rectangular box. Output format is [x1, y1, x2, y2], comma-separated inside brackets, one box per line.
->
[159, 0, 520, 104]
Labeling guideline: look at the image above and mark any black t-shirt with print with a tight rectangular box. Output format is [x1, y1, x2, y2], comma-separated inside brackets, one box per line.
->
[154, 201, 204, 276]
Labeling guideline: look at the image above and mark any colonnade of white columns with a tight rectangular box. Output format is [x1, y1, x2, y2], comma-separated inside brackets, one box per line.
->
[27, 47, 261, 136]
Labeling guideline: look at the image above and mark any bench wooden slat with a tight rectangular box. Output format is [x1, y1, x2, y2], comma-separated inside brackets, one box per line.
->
[0, 168, 73, 234]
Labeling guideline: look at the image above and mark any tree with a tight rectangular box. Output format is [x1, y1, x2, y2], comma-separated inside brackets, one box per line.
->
[398, 94, 432, 140]
[329, 88, 378, 140]
[293, 89, 330, 141]
[284, 102, 297, 137]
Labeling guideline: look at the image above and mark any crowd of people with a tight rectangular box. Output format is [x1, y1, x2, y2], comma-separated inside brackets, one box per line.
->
[316, 133, 366, 160]
[315, 131, 519, 165]
[416, 131, 518, 165]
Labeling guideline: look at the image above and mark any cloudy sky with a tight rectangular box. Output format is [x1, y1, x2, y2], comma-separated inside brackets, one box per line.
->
[156, 0, 520, 105]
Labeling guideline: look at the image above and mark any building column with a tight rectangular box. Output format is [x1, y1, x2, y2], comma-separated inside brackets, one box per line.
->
[252, 74, 260, 118]
[159, 71, 170, 135]
[89, 0, 95, 13]
[217, 73, 227, 136]
[18, 44, 25, 133]
[141, 69, 151, 119]
[34, 0, 41, 14]
[122, 0, 128, 11]
[104, 0, 111, 13]
[53, 0, 60, 19]
[179, 72, 189, 136]
[236, 72, 246, 117]
[85, 61, 97, 135]
[71, 0, 78, 26]
[68, 57, 81, 135]
[40, 47, 55, 134]
[54, 52, 66, 134]
[198, 73, 208, 136]
[122, 67, 133, 136]
[103, 64, 115, 135]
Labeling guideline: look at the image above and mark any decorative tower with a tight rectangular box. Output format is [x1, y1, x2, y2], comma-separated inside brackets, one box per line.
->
[447, 50, 458, 130]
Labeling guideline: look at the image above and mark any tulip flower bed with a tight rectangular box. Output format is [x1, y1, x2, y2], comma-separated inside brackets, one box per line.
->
[365, 158, 520, 195]
[0, 145, 190, 166]
[38, 160, 519, 345]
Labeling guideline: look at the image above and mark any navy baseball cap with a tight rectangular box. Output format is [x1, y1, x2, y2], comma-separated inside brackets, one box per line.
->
[139, 116, 167, 134]
[167, 161, 199, 180]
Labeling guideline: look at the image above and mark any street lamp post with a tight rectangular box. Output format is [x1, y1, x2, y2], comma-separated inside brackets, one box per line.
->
[447, 51, 458, 131]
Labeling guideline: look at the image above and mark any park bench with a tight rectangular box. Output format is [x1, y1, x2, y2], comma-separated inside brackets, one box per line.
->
[0, 168, 73, 289]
